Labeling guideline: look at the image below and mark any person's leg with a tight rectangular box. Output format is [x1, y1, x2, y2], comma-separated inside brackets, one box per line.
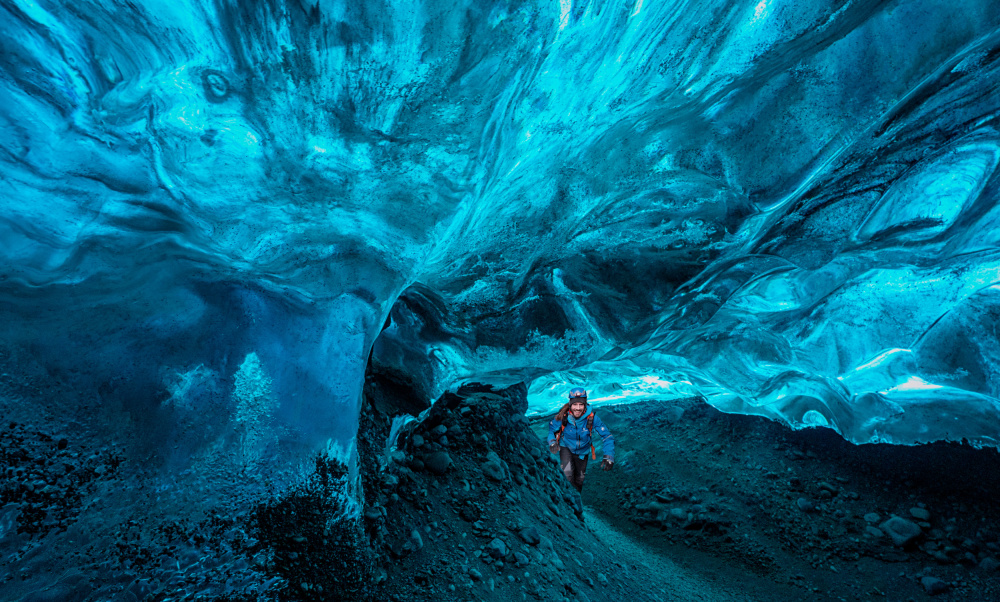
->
[572, 455, 589, 492]
[559, 447, 576, 486]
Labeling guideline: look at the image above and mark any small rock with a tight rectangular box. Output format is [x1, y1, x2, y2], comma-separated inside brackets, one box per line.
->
[486, 538, 509, 559]
[519, 526, 541, 546]
[979, 557, 1000, 572]
[930, 551, 951, 564]
[920, 576, 949, 595]
[412, 434, 425, 447]
[432, 425, 448, 436]
[482, 461, 505, 482]
[817, 482, 839, 496]
[424, 452, 452, 475]
[880, 516, 922, 547]
[514, 552, 529, 567]
[909, 507, 931, 521]
[796, 498, 816, 513]
[865, 526, 885, 539]
[864, 512, 881, 524]
[468, 568, 483, 581]
[409, 529, 424, 552]
[549, 552, 565, 570]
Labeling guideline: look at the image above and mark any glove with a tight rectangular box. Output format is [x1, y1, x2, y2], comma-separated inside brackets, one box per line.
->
[601, 458, 614, 471]
[549, 441, 560, 454]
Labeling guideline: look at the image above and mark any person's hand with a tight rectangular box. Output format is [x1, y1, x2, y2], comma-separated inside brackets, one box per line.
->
[549, 441, 560, 454]
[601, 458, 614, 471]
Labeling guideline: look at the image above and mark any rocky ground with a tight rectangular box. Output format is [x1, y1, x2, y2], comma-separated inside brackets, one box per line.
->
[2, 375, 999, 601]
[363, 382, 1000, 602]
[575, 397, 1000, 602]
[360, 380, 631, 601]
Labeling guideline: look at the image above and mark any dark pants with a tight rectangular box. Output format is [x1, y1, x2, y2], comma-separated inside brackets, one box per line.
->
[559, 447, 589, 492]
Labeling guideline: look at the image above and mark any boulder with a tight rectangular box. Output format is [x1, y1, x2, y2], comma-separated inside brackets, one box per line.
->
[880, 516, 922, 547]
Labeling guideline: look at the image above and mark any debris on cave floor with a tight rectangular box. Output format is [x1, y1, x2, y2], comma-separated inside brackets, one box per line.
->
[364, 382, 1000, 602]
[8, 374, 996, 601]
[362, 383, 766, 601]
[568, 397, 1000, 602]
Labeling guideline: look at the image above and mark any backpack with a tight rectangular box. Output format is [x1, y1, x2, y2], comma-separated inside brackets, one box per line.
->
[554, 411, 597, 460]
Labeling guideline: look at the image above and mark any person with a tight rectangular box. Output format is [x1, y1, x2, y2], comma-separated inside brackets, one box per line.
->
[547, 387, 615, 493]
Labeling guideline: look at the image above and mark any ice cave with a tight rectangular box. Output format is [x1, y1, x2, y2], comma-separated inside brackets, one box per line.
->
[3, 0, 1000, 600]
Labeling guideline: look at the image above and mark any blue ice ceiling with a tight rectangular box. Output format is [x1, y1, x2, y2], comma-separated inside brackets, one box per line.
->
[3, 0, 1000, 494]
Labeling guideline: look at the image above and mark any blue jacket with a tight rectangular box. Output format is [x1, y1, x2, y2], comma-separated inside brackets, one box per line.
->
[547, 411, 615, 461]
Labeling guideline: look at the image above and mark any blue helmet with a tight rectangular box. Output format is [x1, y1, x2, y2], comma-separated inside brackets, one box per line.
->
[568, 387, 587, 400]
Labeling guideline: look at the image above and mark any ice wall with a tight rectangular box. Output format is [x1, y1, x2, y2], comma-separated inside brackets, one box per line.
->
[3, 0, 1000, 521]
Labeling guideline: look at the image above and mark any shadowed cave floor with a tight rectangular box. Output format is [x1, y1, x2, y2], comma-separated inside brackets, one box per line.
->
[2, 379, 998, 601]
[368, 383, 1000, 602]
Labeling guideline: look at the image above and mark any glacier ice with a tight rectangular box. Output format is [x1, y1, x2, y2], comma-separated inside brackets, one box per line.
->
[2, 0, 1000, 557]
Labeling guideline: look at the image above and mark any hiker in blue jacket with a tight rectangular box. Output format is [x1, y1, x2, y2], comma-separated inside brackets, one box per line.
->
[547, 387, 615, 493]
